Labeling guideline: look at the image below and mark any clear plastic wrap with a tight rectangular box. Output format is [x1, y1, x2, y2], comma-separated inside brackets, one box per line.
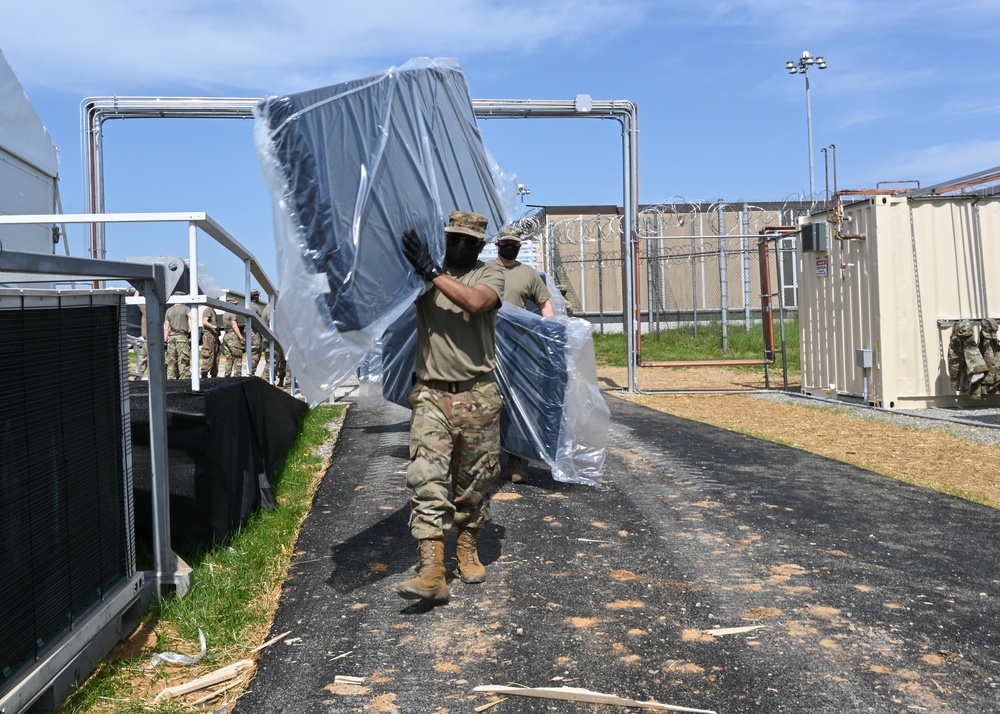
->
[363, 303, 608, 486]
[253, 58, 510, 404]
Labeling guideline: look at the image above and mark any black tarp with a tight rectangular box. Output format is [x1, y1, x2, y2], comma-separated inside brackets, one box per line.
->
[129, 378, 307, 552]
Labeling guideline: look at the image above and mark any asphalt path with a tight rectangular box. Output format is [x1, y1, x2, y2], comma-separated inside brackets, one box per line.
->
[234, 393, 1000, 713]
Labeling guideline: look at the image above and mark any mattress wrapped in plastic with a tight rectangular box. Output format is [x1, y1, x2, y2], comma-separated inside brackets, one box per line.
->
[253, 57, 510, 404]
[362, 302, 608, 486]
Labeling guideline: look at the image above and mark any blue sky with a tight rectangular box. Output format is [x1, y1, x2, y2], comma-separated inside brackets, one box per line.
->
[2, 0, 998, 291]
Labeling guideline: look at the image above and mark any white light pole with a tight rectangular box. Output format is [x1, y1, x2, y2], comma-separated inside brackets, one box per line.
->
[516, 183, 531, 217]
[786, 51, 827, 199]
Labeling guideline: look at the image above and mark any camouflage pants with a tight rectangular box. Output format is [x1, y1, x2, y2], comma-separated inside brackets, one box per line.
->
[223, 332, 245, 376]
[406, 381, 502, 540]
[251, 332, 263, 374]
[201, 329, 220, 378]
[264, 343, 287, 387]
[165, 333, 191, 379]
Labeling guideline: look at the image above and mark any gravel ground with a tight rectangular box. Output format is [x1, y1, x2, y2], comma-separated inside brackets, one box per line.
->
[755, 391, 1000, 447]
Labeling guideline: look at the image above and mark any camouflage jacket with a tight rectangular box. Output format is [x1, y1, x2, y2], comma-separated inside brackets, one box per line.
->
[973, 318, 1000, 399]
[947, 319, 988, 394]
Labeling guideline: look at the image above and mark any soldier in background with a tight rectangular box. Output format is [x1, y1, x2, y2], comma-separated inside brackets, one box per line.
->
[200, 301, 222, 378]
[261, 298, 287, 388]
[494, 225, 554, 317]
[556, 284, 574, 317]
[133, 288, 149, 378]
[494, 224, 553, 483]
[222, 296, 246, 377]
[164, 301, 192, 379]
[249, 290, 265, 376]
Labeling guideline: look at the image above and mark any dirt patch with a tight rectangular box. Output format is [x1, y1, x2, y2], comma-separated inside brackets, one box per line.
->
[599, 366, 1000, 510]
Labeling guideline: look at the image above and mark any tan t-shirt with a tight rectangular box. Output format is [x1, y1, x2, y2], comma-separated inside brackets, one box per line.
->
[415, 260, 505, 383]
[499, 261, 551, 310]
[165, 303, 191, 334]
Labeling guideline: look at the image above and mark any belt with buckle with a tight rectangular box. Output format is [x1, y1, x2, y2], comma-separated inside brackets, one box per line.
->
[416, 371, 495, 394]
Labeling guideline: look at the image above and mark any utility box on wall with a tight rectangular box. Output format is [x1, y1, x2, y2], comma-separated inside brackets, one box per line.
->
[801, 221, 828, 253]
[798, 193, 1000, 409]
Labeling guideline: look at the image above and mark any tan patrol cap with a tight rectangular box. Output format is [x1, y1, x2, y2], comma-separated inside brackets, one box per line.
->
[444, 210, 488, 240]
[495, 225, 522, 244]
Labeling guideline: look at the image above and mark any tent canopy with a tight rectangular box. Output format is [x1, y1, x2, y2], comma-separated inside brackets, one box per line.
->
[0, 49, 58, 178]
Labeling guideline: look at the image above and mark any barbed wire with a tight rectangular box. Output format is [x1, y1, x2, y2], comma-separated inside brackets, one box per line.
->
[548, 199, 812, 245]
[549, 253, 777, 272]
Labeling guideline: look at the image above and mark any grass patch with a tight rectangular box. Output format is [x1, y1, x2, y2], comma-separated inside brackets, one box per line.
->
[592, 320, 800, 371]
[60, 403, 346, 713]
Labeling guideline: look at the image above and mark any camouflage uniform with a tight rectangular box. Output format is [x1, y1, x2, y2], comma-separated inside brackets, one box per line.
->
[261, 302, 287, 387]
[406, 380, 503, 538]
[947, 319, 988, 394]
[138, 298, 149, 378]
[406, 255, 505, 539]
[395, 211, 505, 602]
[222, 302, 245, 377]
[556, 285, 574, 317]
[974, 318, 1000, 399]
[495, 225, 551, 482]
[249, 291, 264, 375]
[200, 307, 221, 378]
[164, 303, 192, 379]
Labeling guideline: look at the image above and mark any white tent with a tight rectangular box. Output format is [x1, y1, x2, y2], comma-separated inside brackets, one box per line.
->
[0, 48, 59, 254]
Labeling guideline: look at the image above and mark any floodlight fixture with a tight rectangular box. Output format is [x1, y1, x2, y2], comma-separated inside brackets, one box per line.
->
[516, 183, 531, 217]
[785, 51, 828, 199]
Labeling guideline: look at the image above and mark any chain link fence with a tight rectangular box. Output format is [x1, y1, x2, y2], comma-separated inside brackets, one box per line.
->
[540, 200, 814, 340]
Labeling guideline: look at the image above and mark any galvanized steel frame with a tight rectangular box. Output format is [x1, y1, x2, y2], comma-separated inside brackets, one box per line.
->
[80, 95, 642, 391]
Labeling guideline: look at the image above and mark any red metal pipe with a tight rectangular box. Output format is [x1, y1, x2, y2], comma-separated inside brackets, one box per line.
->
[640, 358, 774, 367]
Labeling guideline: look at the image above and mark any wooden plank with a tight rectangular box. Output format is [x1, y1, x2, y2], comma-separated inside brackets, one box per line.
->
[473, 685, 717, 713]
[154, 659, 255, 701]
[703, 625, 765, 637]
[249, 630, 293, 653]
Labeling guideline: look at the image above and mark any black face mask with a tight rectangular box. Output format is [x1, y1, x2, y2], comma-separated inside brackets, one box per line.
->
[497, 243, 520, 261]
[445, 239, 481, 270]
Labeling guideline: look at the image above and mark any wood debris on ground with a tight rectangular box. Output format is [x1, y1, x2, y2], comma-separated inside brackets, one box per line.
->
[249, 630, 293, 653]
[474, 685, 717, 713]
[334, 675, 365, 685]
[153, 659, 254, 701]
[702, 625, 765, 637]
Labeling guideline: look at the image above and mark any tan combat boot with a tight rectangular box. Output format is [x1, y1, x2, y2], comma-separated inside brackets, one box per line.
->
[509, 454, 526, 484]
[456, 528, 486, 584]
[396, 538, 450, 601]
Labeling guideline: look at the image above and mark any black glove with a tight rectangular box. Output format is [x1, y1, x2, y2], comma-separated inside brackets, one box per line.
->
[402, 229, 441, 282]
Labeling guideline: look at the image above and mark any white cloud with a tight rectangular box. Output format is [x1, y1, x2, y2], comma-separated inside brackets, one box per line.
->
[0, 1, 646, 94]
[877, 140, 1000, 184]
[943, 99, 1000, 117]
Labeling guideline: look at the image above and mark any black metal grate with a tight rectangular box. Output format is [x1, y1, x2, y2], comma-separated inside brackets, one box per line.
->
[0, 298, 133, 689]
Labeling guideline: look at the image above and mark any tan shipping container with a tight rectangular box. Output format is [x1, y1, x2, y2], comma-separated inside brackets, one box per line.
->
[798, 194, 1000, 408]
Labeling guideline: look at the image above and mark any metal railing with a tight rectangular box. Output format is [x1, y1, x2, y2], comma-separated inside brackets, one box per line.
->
[0, 211, 287, 392]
